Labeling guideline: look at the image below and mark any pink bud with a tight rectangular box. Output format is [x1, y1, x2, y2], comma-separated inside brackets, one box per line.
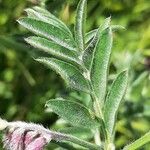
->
[1, 119, 52, 150]
[25, 136, 46, 150]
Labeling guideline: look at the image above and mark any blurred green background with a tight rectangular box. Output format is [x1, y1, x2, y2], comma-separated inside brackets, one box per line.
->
[0, 0, 150, 149]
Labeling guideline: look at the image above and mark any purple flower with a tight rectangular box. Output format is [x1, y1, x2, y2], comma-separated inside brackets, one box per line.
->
[0, 118, 52, 150]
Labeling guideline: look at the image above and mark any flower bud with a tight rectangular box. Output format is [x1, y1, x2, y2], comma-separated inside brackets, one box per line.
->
[1, 119, 52, 150]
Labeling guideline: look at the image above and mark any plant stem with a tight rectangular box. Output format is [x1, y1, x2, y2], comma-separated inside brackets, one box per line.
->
[50, 131, 101, 150]
[87, 79, 105, 147]
[123, 131, 150, 150]
[94, 128, 101, 146]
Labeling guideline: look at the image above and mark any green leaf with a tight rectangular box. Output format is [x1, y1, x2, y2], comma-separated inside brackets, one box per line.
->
[32, 6, 66, 26]
[33, 7, 72, 35]
[83, 29, 99, 71]
[91, 27, 113, 102]
[111, 25, 125, 31]
[75, 0, 87, 51]
[85, 29, 97, 44]
[35, 57, 90, 93]
[104, 71, 128, 138]
[17, 18, 76, 51]
[46, 98, 99, 129]
[123, 131, 150, 150]
[85, 24, 124, 44]
[25, 8, 73, 38]
[25, 36, 80, 65]
[83, 17, 111, 71]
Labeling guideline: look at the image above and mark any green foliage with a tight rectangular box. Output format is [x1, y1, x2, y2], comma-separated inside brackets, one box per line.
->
[0, 0, 149, 149]
[36, 57, 90, 92]
[83, 17, 110, 71]
[74, 0, 87, 51]
[123, 131, 150, 150]
[104, 71, 128, 140]
[25, 7, 70, 34]
[91, 27, 112, 103]
[46, 98, 99, 129]
[18, 18, 76, 51]
[25, 36, 79, 63]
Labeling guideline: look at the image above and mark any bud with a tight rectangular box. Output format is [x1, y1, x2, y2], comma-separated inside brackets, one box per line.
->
[0, 118, 52, 150]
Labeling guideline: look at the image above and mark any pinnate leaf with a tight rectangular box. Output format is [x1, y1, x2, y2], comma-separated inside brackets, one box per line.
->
[104, 71, 128, 137]
[17, 18, 76, 51]
[46, 98, 99, 129]
[36, 57, 90, 93]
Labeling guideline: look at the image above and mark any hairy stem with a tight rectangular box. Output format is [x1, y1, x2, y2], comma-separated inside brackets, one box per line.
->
[94, 128, 101, 146]
[50, 131, 101, 150]
[87, 78, 104, 146]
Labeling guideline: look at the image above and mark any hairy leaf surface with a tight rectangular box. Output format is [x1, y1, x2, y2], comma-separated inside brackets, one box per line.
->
[18, 18, 76, 51]
[83, 17, 111, 71]
[91, 27, 112, 102]
[85, 24, 124, 44]
[25, 8, 73, 38]
[25, 36, 79, 64]
[85, 29, 97, 44]
[46, 98, 99, 128]
[104, 71, 128, 137]
[36, 57, 90, 92]
[75, 0, 87, 51]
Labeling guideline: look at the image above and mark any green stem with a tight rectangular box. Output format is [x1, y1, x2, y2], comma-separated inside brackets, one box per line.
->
[50, 131, 101, 150]
[123, 131, 150, 150]
[87, 78, 105, 146]
[94, 128, 101, 146]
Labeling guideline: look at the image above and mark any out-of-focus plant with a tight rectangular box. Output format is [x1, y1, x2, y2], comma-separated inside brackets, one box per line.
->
[0, 0, 149, 149]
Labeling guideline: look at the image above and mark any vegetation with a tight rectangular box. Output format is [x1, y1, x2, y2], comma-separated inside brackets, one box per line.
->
[0, 0, 149, 149]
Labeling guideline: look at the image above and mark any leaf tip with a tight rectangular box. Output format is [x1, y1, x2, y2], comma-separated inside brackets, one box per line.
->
[24, 8, 31, 13]
[24, 37, 30, 43]
[122, 69, 128, 76]
[17, 18, 25, 25]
